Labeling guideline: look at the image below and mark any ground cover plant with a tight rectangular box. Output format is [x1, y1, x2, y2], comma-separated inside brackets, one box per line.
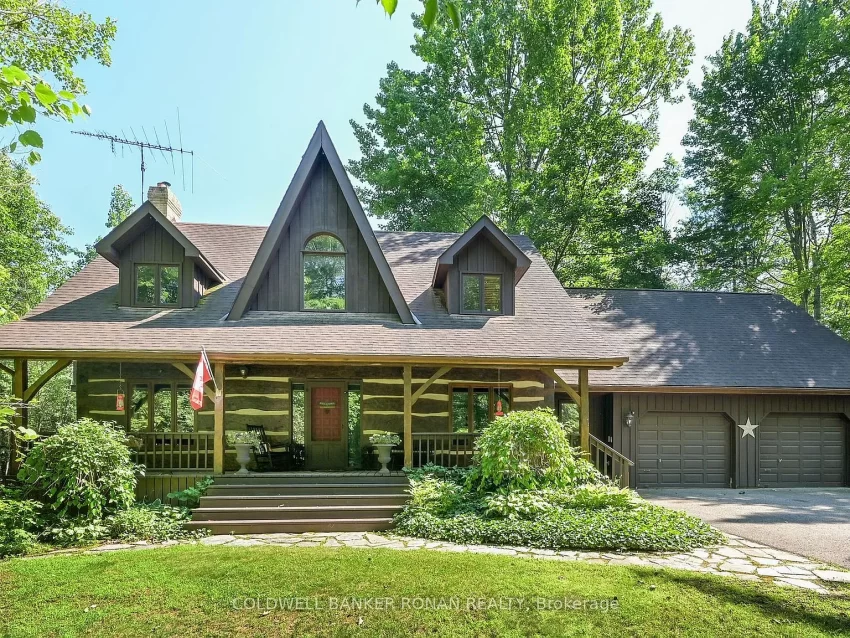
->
[395, 409, 724, 551]
[2, 544, 849, 637]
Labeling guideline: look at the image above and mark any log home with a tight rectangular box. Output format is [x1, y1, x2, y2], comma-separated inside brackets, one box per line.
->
[2, 122, 850, 531]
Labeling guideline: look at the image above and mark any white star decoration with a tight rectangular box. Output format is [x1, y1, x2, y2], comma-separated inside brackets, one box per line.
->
[737, 417, 759, 439]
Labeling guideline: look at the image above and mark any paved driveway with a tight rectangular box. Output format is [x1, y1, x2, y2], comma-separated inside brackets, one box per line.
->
[640, 488, 850, 569]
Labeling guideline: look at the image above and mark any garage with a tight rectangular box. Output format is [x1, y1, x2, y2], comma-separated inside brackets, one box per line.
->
[759, 414, 847, 487]
[637, 413, 731, 488]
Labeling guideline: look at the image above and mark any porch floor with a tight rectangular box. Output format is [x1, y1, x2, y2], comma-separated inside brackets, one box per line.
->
[220, 470, 407, 478]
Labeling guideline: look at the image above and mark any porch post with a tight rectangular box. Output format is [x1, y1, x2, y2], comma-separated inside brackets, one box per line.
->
[403, 364, 412, 468]
[9, 358, 28, 474]
[213, 362, 225, 474]
[578, 367, 590, 454]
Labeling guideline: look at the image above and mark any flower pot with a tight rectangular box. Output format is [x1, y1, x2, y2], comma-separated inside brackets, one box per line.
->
[233, 442, 254, 475]
[374, 443, 395, 475]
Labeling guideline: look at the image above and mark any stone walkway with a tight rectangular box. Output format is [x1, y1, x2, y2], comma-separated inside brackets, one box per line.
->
[81, 532, 850, 595]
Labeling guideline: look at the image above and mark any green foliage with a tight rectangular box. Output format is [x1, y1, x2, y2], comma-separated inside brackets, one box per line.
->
[350, 0, 693, 288]
[106, 184, 134, 228]
[372, 0, 461, 29]
[407, 476, 470, 517]
[0, 0, 116, 161]
[44, 516, 107, 546]
[167, 477, 214, 509]
[0, 154, 76, 322]
[225, 430, 262, 447]
[0, 494, 43, 557]
[678, 0, 850, 334]
[369, 431, 401, 445]
[18, 419, 138, 521]
[106, 503, 204, 543]
[396, 504, 724, 552]
[472, 408, 599, 491]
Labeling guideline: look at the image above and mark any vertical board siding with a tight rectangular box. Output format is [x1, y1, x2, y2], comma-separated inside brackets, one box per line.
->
[117, 220, 192, 307]
[609, 391, 850, 488]
[136, 473, 209, 505]
[248, 156, 394, 314]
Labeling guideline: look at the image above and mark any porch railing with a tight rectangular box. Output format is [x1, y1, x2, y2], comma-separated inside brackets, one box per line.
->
[588, 435, 634, 489]
[412, 432, 478, 468]
[128, 431, 215, 471]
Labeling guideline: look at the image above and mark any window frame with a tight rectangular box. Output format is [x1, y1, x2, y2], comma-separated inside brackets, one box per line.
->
[125, 379, 196, 432]
[460, 272, 503, 315]
[134, 263, 181, 308]
[449, 383, 512, 433]
[301, 232, 347, 312]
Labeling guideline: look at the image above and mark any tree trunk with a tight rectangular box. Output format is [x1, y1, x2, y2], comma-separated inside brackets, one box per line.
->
[813, 284, 822, 322]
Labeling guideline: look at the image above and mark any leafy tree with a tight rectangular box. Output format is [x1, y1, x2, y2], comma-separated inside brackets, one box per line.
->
[76, 184, 135, 270]
[679, 0, 850, 329]
[351, 0, 693, 288]
[0, 0, 116, 161]
[0, 153, 75, 323]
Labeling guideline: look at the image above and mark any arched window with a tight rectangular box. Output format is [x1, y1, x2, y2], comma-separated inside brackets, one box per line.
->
[303, 234, 346, 310]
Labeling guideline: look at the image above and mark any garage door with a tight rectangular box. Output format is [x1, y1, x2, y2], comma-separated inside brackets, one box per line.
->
[637, 413, 730, 488]
[759, 414, 846, 487]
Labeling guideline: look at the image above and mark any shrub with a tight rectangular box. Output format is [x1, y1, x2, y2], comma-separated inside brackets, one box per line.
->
[483, 491, 553, 520]
[404, 463, 472, 485]
[472, 408, 600, 491]
[45, 517, 108, 546]
[396, 504, 724, 552]
[106, 503, 202, 542]
[0, 496, 43, 557]
[407, 477, 469, 517]
[167, 477, 214, 508]
[18, 419, 137, 521]
[225, 431, 261, 447]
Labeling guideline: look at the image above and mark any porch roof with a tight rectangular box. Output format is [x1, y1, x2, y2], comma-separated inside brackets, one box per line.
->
[0, 222, 627, 368]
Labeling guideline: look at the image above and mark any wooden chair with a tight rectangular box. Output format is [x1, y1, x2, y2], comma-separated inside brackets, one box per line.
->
[246, 425, 290, 471]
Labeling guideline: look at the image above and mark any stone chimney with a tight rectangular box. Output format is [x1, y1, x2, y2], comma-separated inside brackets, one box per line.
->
[147, 181, 182, 222]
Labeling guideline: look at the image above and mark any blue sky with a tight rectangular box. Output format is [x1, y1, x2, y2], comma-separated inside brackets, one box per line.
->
[22, 1, 750, 251]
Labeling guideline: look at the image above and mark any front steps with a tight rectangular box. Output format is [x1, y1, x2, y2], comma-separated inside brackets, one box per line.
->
[186, 473, 409, 534]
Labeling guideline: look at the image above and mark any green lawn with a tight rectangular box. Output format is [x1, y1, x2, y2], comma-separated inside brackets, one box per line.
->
[2, 545, 849, 637]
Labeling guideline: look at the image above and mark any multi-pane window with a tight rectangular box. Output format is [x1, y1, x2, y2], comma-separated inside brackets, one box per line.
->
[303, 234, 346, 310]
[461, 274, 502, 314]
[451, 385, 511, 432]
[135, 264, 180, 307]
[127, 381, 194, 432]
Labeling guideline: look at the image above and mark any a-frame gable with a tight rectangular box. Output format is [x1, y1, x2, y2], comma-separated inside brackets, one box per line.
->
[228, 122, 415, 323]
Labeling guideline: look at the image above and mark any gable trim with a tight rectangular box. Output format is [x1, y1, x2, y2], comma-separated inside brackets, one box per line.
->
[432, 215, 532, 287]
[95, 202, 227, 283]
[228, 121, 415, 323]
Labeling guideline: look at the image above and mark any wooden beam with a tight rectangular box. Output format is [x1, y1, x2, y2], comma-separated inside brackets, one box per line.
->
[541, 368, 581, 406]
[22, 359, 71, 403]
[411, 366, 451, 404]
[0, 362, 12, 376]
[172, 363, 215, 400]
[9, 358, 28, 474]
[579, 368, 590, 453]
[403, 364, 412, 468]
[213, 362, 225, 474]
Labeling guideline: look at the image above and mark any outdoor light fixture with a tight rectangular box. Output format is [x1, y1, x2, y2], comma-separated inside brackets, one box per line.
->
[239, 366, 248, 379]
[624, 411, 636, 428]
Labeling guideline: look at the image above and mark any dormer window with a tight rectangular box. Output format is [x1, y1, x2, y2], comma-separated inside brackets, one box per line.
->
[135, 264, 180, 307]
[462, 273, 502, 314]
[303, 234, 346, 311]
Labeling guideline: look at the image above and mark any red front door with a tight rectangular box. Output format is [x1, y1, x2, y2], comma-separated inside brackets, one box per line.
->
[305, 384, 347, 469]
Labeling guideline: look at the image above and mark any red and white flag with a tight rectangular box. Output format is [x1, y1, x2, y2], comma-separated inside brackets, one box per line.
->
[190, 349, 213, 410]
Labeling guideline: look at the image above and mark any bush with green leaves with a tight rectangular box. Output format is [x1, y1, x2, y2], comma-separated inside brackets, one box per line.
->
[18, 418, 137, 520]
[472, 408, 601, 491]
[0, 493, 44, 557]
[166, 477, 214, 508]
[106, 502, 204, 542]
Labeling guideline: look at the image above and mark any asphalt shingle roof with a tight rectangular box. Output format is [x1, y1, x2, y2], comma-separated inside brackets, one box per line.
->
[0, 222, 623, 365]
[2, 221, 849, 389]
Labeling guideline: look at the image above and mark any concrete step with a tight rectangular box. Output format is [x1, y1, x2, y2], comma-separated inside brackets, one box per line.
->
[213, 474, 408, 486]
[192, 505, 404, 521]
[185, 518, 395, 534]
[200, 493, 409, 508]
[206, 483, 409, 497]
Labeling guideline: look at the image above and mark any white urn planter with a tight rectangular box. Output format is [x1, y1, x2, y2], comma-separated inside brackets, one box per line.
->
[374, 443, 395, 475]
[233, 442, 254, 475]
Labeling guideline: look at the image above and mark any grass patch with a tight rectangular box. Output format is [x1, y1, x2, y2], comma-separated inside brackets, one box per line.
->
[2, 544, 849, 637]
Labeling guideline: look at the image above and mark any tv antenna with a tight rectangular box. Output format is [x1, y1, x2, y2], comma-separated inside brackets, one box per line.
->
[72, 110, 194, 201]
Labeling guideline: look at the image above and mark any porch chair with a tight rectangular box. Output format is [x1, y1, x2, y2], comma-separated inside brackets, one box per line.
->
[246, 425, 290, 471]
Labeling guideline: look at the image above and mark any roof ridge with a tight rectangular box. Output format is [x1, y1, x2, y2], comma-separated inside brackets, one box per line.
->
[176, 221, 269, 229]
[563, 286, 779, 297]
